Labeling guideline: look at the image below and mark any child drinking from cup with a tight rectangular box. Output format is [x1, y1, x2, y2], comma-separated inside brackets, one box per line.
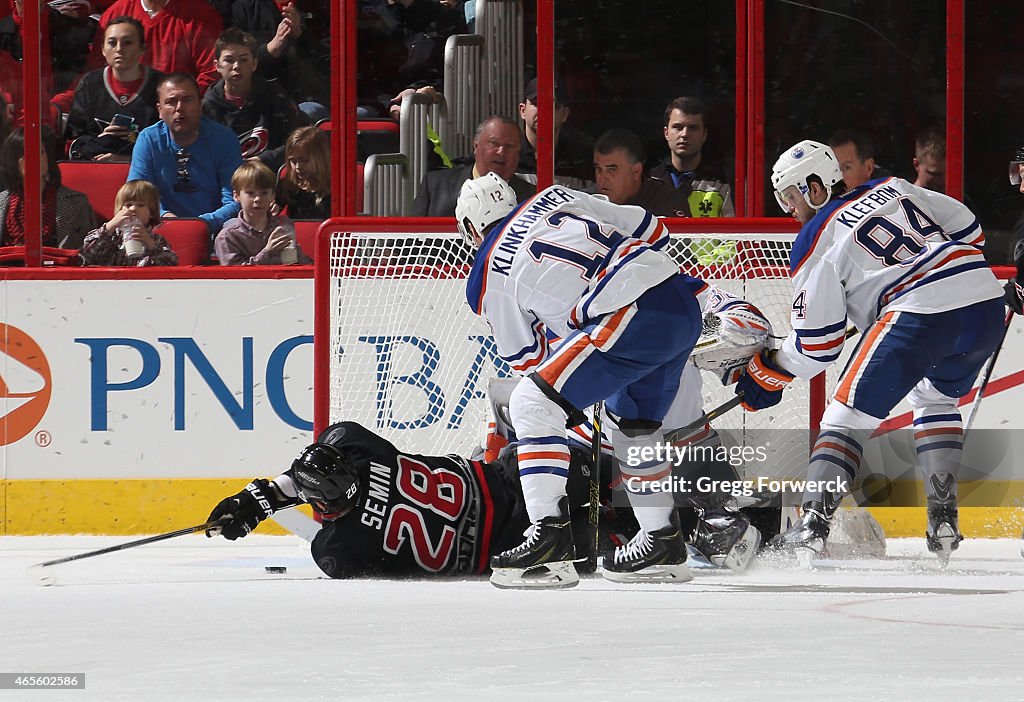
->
[79, 179, 178, 266]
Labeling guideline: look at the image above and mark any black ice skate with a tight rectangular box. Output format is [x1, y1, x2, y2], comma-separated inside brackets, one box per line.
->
[490, 499, 578, 590]
[601, 514, 692, 583]
[925, 499, 963, 567]
[770, 501, 832, 565]
[691, 509, 762, 573]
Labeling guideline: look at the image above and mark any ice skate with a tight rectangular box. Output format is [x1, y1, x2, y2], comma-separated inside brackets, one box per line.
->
[691, 509, 762, 573]
[925, 500, 962, 568]
[601, 514, 692, 583]
[770, 501, 831, 565]
[490, 499, 579, 590]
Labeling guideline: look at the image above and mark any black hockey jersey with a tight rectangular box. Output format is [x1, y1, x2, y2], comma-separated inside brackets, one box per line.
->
[303, 422, 528, 579]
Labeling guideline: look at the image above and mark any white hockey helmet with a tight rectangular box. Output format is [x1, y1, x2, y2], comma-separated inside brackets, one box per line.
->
[771, 140, 842, 213]
[455, 172, 518, 246]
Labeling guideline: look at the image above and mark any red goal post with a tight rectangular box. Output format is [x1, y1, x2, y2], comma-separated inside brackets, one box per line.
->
[313, 217, 828, 475]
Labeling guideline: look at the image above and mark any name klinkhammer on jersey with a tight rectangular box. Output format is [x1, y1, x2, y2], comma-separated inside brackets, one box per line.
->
[489, 187, 577, 277]
[834, 184, 900, 229]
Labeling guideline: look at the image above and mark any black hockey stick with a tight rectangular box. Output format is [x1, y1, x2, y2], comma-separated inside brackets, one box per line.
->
[964, 308, 1013, 437]
[29, 517, 230, 571]
[587, 401, 603, 572]
[664, 393, 745, 444]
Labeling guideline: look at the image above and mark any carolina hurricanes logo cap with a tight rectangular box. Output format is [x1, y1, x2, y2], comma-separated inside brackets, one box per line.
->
[0, 324, 52, 446]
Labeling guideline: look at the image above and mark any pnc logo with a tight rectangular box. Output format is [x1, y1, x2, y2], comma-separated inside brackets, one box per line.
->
[0, 324, 52, 445]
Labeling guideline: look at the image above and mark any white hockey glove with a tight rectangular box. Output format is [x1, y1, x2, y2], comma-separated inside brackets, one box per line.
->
[691, 305, 773, 385]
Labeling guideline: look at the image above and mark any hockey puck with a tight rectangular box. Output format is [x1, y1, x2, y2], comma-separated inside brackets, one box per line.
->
[265, 566, 287, 574]
[27, 565, 57, 587]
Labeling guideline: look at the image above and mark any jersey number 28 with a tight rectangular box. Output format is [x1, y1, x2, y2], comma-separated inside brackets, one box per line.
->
[383, 456, 467, 572]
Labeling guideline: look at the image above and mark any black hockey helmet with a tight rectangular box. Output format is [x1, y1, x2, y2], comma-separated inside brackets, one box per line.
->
[290, 443, 361, 516]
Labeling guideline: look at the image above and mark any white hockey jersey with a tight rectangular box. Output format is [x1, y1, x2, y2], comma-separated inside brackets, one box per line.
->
[776, 177, 1003, 379]
[465, 185, 685, 374]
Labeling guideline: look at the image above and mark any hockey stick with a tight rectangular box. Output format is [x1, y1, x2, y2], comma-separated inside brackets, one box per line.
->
[664, 393, 745, 444]
[587, 401, 603, 572]
[665, 326, 863, 444]
[963, 308, 1013, 437]
[27, 518, 230, 574]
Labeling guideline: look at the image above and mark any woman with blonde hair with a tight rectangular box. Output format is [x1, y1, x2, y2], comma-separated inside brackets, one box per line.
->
[79, 179, 178, 266]
[276, 125, 331, 220]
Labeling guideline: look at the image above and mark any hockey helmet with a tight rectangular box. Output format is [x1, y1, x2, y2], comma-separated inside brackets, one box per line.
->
[1009, 146, 1024, 186]
[291, 443, 361, 516]
[771, 140, 842, 213]
[455, 172, 518, 246]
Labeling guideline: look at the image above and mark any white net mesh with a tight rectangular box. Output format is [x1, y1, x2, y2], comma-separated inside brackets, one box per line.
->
[325, 230, 831, 476]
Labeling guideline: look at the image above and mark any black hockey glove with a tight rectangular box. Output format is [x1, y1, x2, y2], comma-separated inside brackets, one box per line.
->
[206, 479, 285, 540]
[1003, 279, 1023, 316]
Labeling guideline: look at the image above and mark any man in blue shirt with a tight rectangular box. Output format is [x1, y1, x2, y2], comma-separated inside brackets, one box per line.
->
[129, 73, 243, 240]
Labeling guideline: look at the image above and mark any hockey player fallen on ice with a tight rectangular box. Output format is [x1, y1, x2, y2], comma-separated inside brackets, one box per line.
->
[735, 139, 1005, 565]
[457, 172, 722, 588]
[203, 419, 761, 580]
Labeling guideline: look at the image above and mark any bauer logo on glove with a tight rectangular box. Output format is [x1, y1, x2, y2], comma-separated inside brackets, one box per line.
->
[735, 349, 795, 411]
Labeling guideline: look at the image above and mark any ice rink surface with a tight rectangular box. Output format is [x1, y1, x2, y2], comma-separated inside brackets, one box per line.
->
[2, 534, 1023, 702]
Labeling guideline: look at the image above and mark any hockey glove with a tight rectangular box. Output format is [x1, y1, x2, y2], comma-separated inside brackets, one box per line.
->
[1003, 279, 1023, 316]
[735, 349, 795, 411]
[206, 479, 285, 540]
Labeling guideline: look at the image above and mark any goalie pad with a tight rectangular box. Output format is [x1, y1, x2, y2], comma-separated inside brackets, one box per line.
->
[691, 305, 772, 385]
[481, 378, 520, 462]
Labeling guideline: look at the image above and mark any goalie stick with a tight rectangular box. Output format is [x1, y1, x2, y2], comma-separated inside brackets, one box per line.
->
[666, 326, 862, 443]
[963, 308, 1013, 438]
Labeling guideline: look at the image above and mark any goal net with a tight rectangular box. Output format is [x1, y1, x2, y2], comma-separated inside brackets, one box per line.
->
[317, 224, 831, 484]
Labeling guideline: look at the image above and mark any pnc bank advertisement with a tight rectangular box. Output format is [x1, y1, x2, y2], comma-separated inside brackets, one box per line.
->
[1, 279, 315, 480]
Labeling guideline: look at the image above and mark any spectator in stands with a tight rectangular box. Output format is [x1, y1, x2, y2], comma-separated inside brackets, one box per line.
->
[411, 115, 534, 217]
[216, 0, 330, 122]
[0, 0, 94, 115]
[89, 0, 223, 92]
[128, 73, 243, 239]
[276, 125, 330, 219]
[202, 28, 308, 171]
[79, 179, 178, 266]
[215, 160, 310, 265]
[649, 97, 734, 217]
[66, 17, 164, 163]
[913, 126, 946, 193]
[593, 128, 690, 217]
[828, 128, 892, 190]
[358, 0, 464, 120]
[0, 126, 97, 248]
[516, 77, 594, 188]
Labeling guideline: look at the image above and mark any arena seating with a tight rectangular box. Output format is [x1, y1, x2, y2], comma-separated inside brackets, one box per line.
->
[158, 218, 209, 265]
[57, 161, 130, 222]
[293, 220, 318, 261]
